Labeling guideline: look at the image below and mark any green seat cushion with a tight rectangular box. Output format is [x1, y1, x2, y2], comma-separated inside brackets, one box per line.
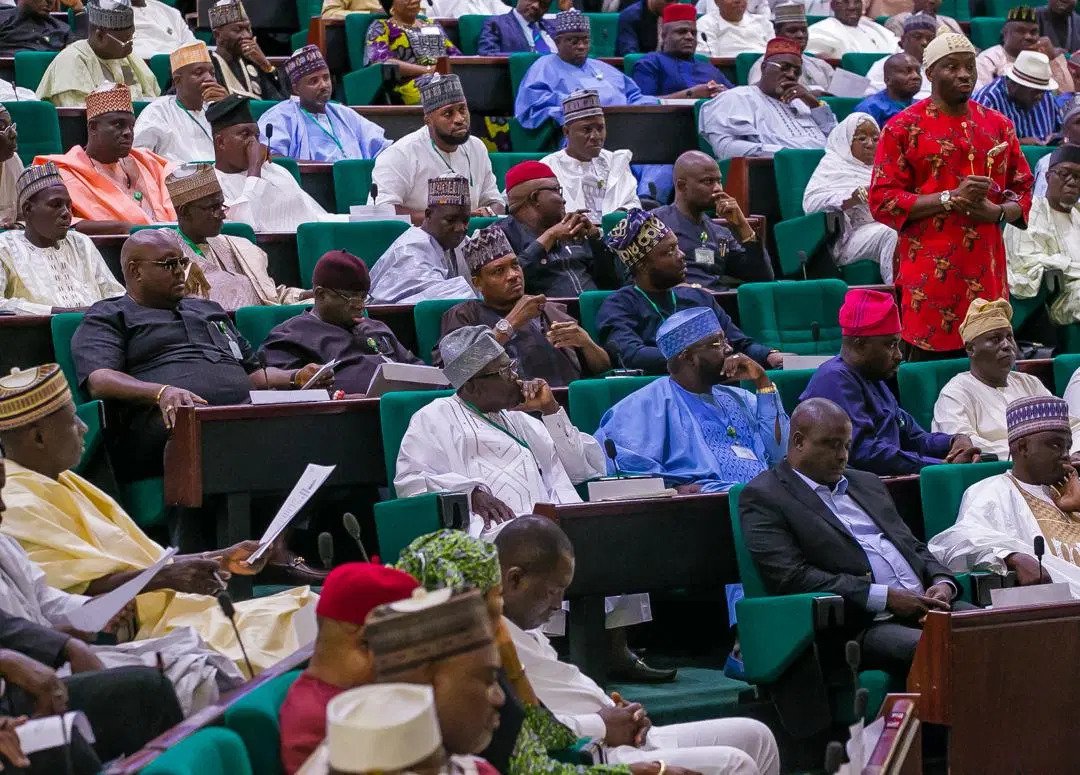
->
[140, 727, 253, 775]
[920, 461, 1012, 540]
[736, 279, 847, 355]
[568, 375, 659, 434]
[345, 13, 388, 71]
[839, 52, 888, 76]
[296, 220, 410, 285]
[380, 389, 455, 493]
[413, 298, 469, 364]
[1054, 353, 1080, 396]
[13, 50, 56, 90]
[234, 304, 310, 349]
[821, 96, 861, 122]
[222, 670, 302, 775]
[577, 289, 614, 343]
[968, 17, 1007, 50]
[457, 14, 487, 54]
[734, 52, 761, 86]
[4, 100, 61, 165]
[333, 158, 376, 213]
[608, 666, 749, 726]
[773, 148, 825, 221]
[895, 358, 969, 431]
[773, 211, 828, 277]
[489, 152, 547, 190]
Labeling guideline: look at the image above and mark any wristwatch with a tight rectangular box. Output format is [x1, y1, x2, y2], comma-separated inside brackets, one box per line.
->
[939, 190, 952, 211]
[494, 319, 513, 337]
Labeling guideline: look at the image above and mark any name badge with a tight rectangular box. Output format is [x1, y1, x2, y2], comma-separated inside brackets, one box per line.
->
[421, 25, 441, 35]
[227, 338, 243, 359]
[731, 445, 758, 461]
[694, 247, 714, 265]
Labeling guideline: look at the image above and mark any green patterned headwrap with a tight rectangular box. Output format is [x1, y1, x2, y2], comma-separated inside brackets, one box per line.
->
[394, 530, 501, 593]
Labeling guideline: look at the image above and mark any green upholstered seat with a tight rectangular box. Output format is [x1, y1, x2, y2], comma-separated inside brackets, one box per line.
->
[149, 53, 172, 92]
[343, 64, 385, 105]
[984, 0, 1024, 16]
[1021, 144, 1054, 172]
[585, 13, 619, 56]
[13, 51, 55, 90]
[468, 215, 502, 234]
[3, 100, 61, 165]
[919, 461, 1011, 541]
[249, 99, 280, 122]
[692, 97, 716, 157]
[271, 156, 301, 183]
[821, 96, 861, 122]
[374, 491, 449, 563]
[608, 666, 749, 726]
[1054, 353, 1080, 396]
[763, 368, 815, 415]
[939, 0, 970, 21]
[601, 211, 627, 234]
[773, 211, 828, 277]
[345, 12, 388, 71]
[577, 289, 614, 342]
[839, 52, 888, 76]
[234, 304, 310, 349]
[295, 0, 323, 32]
[736, 279, 847, 354]
[895, 358, 969, 432]
[140, 727, 253, 775]
[222, 669, 302, 775]
[567, 375, 659, 434]
[333, 158, 376, 213]
[969, 17, 1007, 50]
[734, 52, 761, 86]
[489, 152, 547, 189]
[509, 53, 558, 152]
[413, 298, 468, 364]
[296, 220, 410, 285]
[457, 14, 487, 54]
[773, 148, 824, 221]
[379, 389, 455, 493]
[840, 260, 883, 285]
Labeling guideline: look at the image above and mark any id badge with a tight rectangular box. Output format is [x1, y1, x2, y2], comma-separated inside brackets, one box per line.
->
[694, 247, 714, 265]
[421, 25, 441, 35]
[731, 445, 758, 461]
[226, 335, 243, 359]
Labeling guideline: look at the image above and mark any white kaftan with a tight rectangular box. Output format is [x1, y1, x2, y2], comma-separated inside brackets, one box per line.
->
[1005, 197, 1080, 325]
[540, 148, 640, 225]
[133, 95, 215, 164]
[695, 12, 773, 57]
[805, 17, 898, 59]
[367, 225, 476, 305]
[748, 54, 835, 97]
[699, 84, 837, 160]
[0, 229, 124, 315]
[0, 154, 22, 226]
[215, 163, 346, 232]
[132, 0, 197, 59]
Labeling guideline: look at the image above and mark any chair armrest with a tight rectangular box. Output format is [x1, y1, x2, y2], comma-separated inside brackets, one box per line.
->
[736, 593, 844, 684]
[551, 738, 603, 765]
[374, 492, 469, 563]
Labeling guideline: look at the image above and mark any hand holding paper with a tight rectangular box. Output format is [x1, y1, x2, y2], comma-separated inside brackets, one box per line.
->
[247, 464, 337, 563]
[62, 548, 178, 634]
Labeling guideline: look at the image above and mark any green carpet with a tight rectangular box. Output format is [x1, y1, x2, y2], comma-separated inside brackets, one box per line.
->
[607, 667, 750, 726]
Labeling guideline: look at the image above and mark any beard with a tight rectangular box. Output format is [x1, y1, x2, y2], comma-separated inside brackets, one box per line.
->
[435, 126, 469, 147]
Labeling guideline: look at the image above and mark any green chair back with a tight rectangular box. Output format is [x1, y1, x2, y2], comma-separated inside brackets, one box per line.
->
[840, 260, 882, 286]
[271, 156, 301, 183]
[457, 14, 488, 54]
[728, 484, 768, 597]
[333, 158, 376, 213]
[692, 97, 716, 157]
[763, 368, 815, 416]
[736, 279, 847, 355]
[773, 148, 824, 221]
[984, 0, 1024, 17]
[895, 358, 969, 432]
[468, 216, 501, 234]
[343, 64, 385, 105]
[149, 53, 172, 92]
[380, 389, 455, 494]
[296, 0, 323, 30]
[346, 13, 388, 71]
[735, 52, 762, 86]
[13, 51, 56, 90]
[968, 17, 1006, 50]
[234, 304, 309, 350]
[568, 375, 659, 434]
[413, 298, 468, 364]
[4, 100, 61, 165]
[222, 670, 301, 775]
[585, 13, 619, 56]
[1054, 353, 1080, 397]
[919, 461, 1011, 541]
[821, 96, 861, 122]
[249, 99, 280, 122]
[508, 53, 558, 152]
[130, 222, 258, 243]
[50, 312, 88, 402]
[1021, 144, 1054, 173]
[296, 220, 411, 285]
[839, 52, 888, 76]
[489, 152, 547, 190]
[601, 211, 627, 234]
[577, 289, 614, 342]
[773, 211, 828, 277]
[939, 0, 970, 22]
[140, 727, 253, 775]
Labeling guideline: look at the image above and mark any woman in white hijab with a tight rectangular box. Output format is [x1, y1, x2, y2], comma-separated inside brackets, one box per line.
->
[803, 112, 899, 283]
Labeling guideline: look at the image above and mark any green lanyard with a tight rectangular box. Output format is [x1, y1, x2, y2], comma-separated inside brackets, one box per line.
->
[177, 102, 212, 142]
[177, 229, 204, 257]
[464, 401, 531, 452]
[633, 286, 677, 320]
[430, 139, 474, 186]
[301, 108, 344, 155]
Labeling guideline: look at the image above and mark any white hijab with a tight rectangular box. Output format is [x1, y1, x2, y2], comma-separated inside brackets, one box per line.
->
[802, 112, 878, 214]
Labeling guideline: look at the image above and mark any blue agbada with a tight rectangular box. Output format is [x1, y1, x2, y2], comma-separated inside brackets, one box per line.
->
[595, 376, 789, 492]
[800, 355, 953, 475]
[630, 52, 733, 97]
[258, 100, 391, 163]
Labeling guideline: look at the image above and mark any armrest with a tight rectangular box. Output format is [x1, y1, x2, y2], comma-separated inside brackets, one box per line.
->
[773, 212, 828, 278]
[736, 593, 844, 684]
[374, 492, 469, 563]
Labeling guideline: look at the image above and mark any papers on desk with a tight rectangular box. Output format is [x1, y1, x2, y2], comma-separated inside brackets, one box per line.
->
[587, 476, 672, 501]
[250, 389, 331, 404]
[16, 712, 95, 755]
[61, 547, 178, 633]
[781, 354, 832, 370]
[990, 582, 1072, 609]
[365, 362, 450, 397]
[659, 98, 699, 106]
[248, 464, 337, 563]
[349, 204, 411, 223]
[827, 68, 871, 99]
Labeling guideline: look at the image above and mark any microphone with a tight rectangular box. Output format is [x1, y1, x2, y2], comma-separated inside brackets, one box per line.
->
[317, 532, 334, 570]
[604, 438, 623, 479]
[216, 592, 255, 678]
[853, 687, 868, 723]
[370, 183, 379, 204]
[845, 639, 860, 693]
[647, 182, 658, 201]
[811, 321, 820, 342]
[1034, 535, 1045, 582]
[823, 741, 844, 774]
[343, 512, 371, 562]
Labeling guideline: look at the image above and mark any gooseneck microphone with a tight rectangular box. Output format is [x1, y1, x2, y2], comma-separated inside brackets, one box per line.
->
[343, 512, 371, 562]
[824, 741, 844, 774]
[317, 532, 335, 571]
[1034, 535, 1046, 582]
[216, 592, 255, 678]
[604, 438, 623, 479]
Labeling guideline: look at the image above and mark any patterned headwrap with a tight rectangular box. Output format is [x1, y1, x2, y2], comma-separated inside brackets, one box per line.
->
[561, 89, 603, 125]
[16, 163, 65, 211]
[923, 29, 976, 70]
[439, 325, 505, 389]
[764, 37, 802, 59]
[87, 0, 133, 29]
[657, 308, 722, 360]
[1006, 4, 1037, 24]
[170, 41, 211, 74]
[285, 44, 328, 86]
[86, 82, 133, 121]
[0, 364, 72, 432]
[1006, 396, 1071, 445]
[165, 163, 221, 209]
[773, 2, 807, 24]
[417, 73, 465, 114]
[427, 173, 470, 208]
[208, 0, 248, 29]
[395, 530, 501, 593]
[553, 9, 590, 37]
[959, 298, 1012, 344]
[462, 225, 514, 274]
[602, 207, 673, 271]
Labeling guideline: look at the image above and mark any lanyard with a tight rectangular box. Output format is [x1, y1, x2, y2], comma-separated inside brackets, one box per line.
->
[178, 229, 204, 257]
[177, 102, 212, 142]
[300, 107, 344, 154]
[464, 401, 531, 452]
[430, 140, 474, 186]
[633, 286, 677, 320]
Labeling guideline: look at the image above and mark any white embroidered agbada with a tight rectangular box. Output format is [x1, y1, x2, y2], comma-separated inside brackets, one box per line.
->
[368, 226, 476, 305]
[698, 85, 837, 160]
[0, 229, 124, 315]
[803, 112, 898, 282]
[131, 0, 197, 59]
[540, 148, 640, 225]
[929, 473, 1080, 598]
[695, 12, 773, 57]
[1005, 196, 1080, 325]
[133, 95, 215, 164]
[805, 17, 899, 59]
[426, 0, 507, 15]
[215, 163, 346, 232]
[748, 54, 836, 97]
[932, 371, 1080, 458]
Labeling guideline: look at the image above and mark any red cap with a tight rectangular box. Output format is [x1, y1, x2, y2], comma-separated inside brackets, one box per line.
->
[839, 289, 901, 337]
[504, 160, 557, 192]
[662, 3, 696, 24]
[311, 250, 370, 293]
[764, 37, 803, 59]
[315, 563, 419, 625]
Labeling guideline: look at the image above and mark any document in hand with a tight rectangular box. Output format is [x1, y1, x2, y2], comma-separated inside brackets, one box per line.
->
[247, 463, 337, 563]
[61, 547, 179, 633]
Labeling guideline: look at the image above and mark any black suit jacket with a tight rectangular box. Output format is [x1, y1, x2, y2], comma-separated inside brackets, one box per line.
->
[739, 461, 955, 626]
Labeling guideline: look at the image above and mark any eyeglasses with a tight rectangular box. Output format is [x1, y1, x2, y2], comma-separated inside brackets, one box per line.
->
[475, 358, 519, 380]
[145, 257, 191, 273]
[1051, 169, 1080, 185]
[191, 200, 229, 215]
[327, 287, 368, 306]
[532, 184, 563, 197]
[104, 32, 133, 48]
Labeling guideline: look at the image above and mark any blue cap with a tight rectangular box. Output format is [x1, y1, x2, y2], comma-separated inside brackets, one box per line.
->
[656, 308, 722, 360]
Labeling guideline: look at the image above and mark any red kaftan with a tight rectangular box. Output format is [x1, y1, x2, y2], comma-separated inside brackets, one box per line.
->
[868, 99, 1033, 351]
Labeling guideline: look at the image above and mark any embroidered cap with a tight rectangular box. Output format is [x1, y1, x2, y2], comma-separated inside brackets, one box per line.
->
[923, 29, 976, 70]
[326, 684, 442, 773]
[439, 325, 506, 389]
[1006, 4, 1037, 23]
[959, 297, 1012, 344]
[395, 530, 501, 593]
[86, 82, 133, 121]
[462, 225, 514, 274]
[1006, 395, 1071, 445]
[662, 3, 696, 24]
[657, 308, 722, 360]
[170, 41, 211, 74]
[764, 36, 802, 59]
[16, 163, 65, 212]
[0, 364, 72, 432]
[603, 208, 673, 271]
[417, 73, 466, 114]
[553, 9, 590, 37]
[208, 0, 248, 29]
[427, 173, 470, 208]
[1006, 50, 1058, 91]
[838, 288, 901, 337]
[1049, 144, 1080, 168]
[165, 163, 222, 210]
[902, 12, 938, 34]
[561, 89, 603, 125]
[87, 0, 133, 29]
[315, 563, 419, 627]
[284, 44, 328, 86]
[773, 2, 807, 24]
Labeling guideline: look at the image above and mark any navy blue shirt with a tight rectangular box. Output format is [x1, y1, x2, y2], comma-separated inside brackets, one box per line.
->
[616, 0, 660, 55]
[651, 204, 774, 290]
[853, 90, 913, 128]
[631, 52, 733, 96]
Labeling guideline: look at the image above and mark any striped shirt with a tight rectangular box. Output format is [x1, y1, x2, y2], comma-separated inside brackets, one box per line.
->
[972, 77, 1062, 142]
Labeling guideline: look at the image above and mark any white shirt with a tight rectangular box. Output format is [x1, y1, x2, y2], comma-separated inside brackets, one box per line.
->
[215, 163, 346, 232]
[695, 12, 773, 58]
[540, 148, 640, 224]
[424, 0, 508, 15]
[695, 0, 771, 19]
[805, 17, 899, 59]
[0, 229, 124, 314]
[133, 95, 214, 164]
[368, 225, 476, 305]
[372, 126, 503, 214]
[699, 84, 836, 160]
[131, 0, 197, 59]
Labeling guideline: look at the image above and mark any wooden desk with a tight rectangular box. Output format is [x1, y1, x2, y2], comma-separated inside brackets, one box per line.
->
[604, 105, 697, 165]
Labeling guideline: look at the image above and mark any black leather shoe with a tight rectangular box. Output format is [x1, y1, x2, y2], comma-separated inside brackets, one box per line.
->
[608, 656, 678, 683]
[257, 555, 329, 586]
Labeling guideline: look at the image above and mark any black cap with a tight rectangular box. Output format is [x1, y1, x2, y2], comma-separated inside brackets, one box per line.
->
[205, 94, 255, 133]
[1049, 143, 1080, 169]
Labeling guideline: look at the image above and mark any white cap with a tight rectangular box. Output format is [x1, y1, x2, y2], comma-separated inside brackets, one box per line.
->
[326, 683, 442, 773]
[922, 29, 976, 70]
[1006, 50, 1058, 91]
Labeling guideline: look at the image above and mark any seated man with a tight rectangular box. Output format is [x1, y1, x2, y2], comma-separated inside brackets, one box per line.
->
[36, 0, 159, 107]
[320, 0, 380, 18]
[695, 0, 772, 58]
[634, 4, 731, 98]
[0, 0, 87, 57]
[976, 6, 1074, 92]
[616, 0, 672, 55]
[259, 45, 390, 164]
[1008, 145, 1080, 324]
[0, 363, 318, 677]
[0, 106, 22, 228]
[741, 398, 968, 681]
[262, 251, 422, 395]
[934, 298, 1080, 458]
[209, 94, 342, 232]
[700, 37, 838, 161]
[747, 2, 835, 97]
[278, 563, 419, 775]
[368, 174, 477, 305]
[437, 225, 610, 387]
[652, 150, 774, 291]
[1033, 98, 1079, 195]
[131, 0, 196, 58]
[166, 163, 309, 307]
[541, 90, 641, 226]
[929, 396, 1080, 594]
[806, 0, 898, 59]
[515, 10, 658, 134]
[372, 74, 503, 225]
[134, 41, 226, 164]
[498, 160, 623, 295]
[864, 14, 933, 101]
[36, 83, 176, 234]
[1037, 0, 1080, 54]
[854, 53, 922, 127]
[207, 0, 287, 100]
[496, 516, 782, 775]
[598, 307, 788, 493]
[477, 0, 558, 56]
[596, 209, 780, 374]
[885, 0, 961, 36]
[801, 288, 979, 475]
[0, 163, 124, 315]
[973, 51, 1062, 146]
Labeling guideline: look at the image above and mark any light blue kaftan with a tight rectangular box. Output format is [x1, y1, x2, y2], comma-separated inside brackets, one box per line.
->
[258, 99, 391, 163]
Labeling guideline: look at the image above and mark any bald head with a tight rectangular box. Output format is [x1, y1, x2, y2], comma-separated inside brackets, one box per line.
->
[121, 229, 189, 308]
[496, 515, 576, 631]
[494, 514, 573, 574]
[883, 52, 922, 100]
[788, 398, 853, 485]
[673, 150, 725, 212]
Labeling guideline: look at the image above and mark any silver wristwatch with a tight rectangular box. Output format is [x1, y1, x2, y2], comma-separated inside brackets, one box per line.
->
[494, 318, 513, 337]
[939, 190, 952, 211]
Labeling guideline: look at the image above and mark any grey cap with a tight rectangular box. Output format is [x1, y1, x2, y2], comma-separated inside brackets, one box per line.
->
[88, 0, 133, 29]
[440, 326, 505, 389]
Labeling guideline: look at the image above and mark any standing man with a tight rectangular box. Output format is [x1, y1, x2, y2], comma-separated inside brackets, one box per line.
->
[869, 31, 1033, 360]
[207, 0, 287, 100]
[477, 0, 558, 55]
[616, 0, 672, 55]
[747, 2, 834, 97]
[976, 5, 1074, 92]
[632, 3, 731, 98]
[0, 0, 87, 57]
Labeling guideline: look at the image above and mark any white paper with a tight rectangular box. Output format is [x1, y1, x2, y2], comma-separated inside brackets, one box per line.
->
[301, 359, 340, 389]
[61, 548, 178, 632]
[348, 205, 410, 221]
[782, 354, 832, 370]
[248, 464, 337, 562]
[990, 581, 1072, 609]
[847, 715, 883, 771]
[365, 362, 450, 397]
[15, 712, 95, 755]
[828, 68, 871, 98]
[249, 389, 331, 405]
